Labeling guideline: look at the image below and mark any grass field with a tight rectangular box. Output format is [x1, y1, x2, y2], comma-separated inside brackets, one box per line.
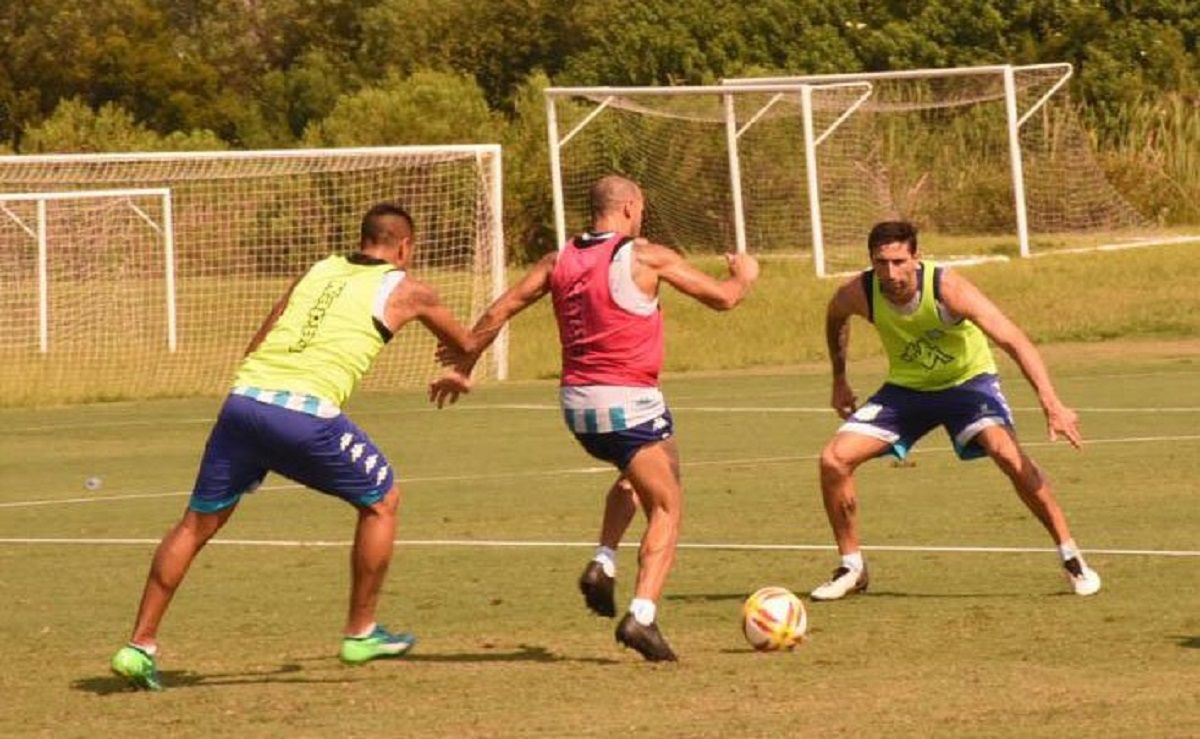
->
[1, 341, 1197, 737]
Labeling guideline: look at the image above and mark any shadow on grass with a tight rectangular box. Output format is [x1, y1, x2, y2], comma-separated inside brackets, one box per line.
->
[665, 593, 746, 604]
[73, 663, 352, 695]
[671, 590, 1044, 603]
[77, 644, 621, 694]
[403, 644, 619, 665]
[848, 590, 1036, 599]
[1174, 635, 1200, 649]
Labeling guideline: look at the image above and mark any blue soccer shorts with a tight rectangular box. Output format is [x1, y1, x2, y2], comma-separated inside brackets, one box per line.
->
[573, 409, 675, 471]
[189, 393, 396, 513]
[837, 373, 1014, 461]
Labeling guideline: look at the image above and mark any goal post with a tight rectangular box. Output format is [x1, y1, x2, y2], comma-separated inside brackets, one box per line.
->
[725, 63, 1179, 275]
[0, 188, 177, 354]
[0, 145, 505, 406]
[546, 66, 1181, 279]
[545, 82, 875, 261]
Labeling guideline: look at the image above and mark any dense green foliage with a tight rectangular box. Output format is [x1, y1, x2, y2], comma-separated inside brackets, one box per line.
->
[1, 1, 1197, 257]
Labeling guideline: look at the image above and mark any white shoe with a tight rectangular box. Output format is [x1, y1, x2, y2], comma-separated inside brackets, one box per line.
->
[1064, 557, 1101, 596]
[810, 565, 869, 601]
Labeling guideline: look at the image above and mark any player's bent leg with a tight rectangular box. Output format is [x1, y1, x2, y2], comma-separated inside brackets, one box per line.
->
[623, 441, 681, 604]
[616, 440, 682, 661]
[974, 426, 1101, 596]
[340, 486, 417, 664]
[579, 477, 634, 618]
[130, 506, 237, 646]
[811, 432, 889, 601]
[114, 505, 237, 690]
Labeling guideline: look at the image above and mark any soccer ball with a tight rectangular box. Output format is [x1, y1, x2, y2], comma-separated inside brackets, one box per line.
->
[742, 586, 807, 651]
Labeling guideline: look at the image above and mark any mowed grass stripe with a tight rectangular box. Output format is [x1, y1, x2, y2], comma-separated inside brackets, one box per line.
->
[5, 403, 1200, 433]
[3, 432, 1199, 510]
[2, 536, 1197, 557]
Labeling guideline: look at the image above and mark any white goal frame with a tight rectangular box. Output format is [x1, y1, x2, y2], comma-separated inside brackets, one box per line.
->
[0, 188, 177, 353]
[546, 81, 873, 257]
[0, 145, 506, 405]
[724, 63, 1075, 274]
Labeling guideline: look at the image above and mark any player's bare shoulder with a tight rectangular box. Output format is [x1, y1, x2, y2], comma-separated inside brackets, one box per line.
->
[631, 237, 682, 269]
[830, 271, 870, 320]
[382, 273, 439, 328]
[935, 266, 996, 321]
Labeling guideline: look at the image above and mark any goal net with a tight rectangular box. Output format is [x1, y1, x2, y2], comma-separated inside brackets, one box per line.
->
[547, 65, 1172, 277]
[546, 82, 831, 258]
[0, 146, 504, 406]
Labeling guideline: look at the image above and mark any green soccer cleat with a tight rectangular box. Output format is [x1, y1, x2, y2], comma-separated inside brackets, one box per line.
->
[111, 644, 163, 691]
[339, 626, 417, 665]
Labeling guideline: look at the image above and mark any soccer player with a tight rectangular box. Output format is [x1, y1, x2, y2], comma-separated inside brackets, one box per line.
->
[110, 203, 480, 690]
[431, 175, 759, 661]
[810, 220, 1101, 601]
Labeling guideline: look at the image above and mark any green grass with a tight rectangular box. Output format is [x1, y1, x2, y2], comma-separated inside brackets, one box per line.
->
[5, 239, 1198, 406]
[508, 241, 1200, 379]
[0, 345, 1197, 736]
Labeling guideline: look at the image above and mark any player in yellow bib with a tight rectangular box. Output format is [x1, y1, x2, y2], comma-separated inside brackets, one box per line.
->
[110, 203, 479, 690]
[810, 221, 1101, 601]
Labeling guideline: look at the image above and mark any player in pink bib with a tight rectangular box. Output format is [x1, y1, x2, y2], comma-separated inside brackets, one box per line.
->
[433, 175, 758, 661]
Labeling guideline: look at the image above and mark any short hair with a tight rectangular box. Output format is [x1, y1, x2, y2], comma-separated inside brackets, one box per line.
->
[361, 202, 414, 245]
[589, 175, 641, 220]
[867, 221, 918, 255]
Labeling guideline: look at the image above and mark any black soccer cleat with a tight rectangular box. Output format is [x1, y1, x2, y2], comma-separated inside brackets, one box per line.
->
[578, 561, 617, 617]
[615, 613, 678, 662]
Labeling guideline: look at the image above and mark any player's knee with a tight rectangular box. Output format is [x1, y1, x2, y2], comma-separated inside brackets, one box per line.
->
[182, 509, 231, 541]
[366, 486, 402, 516]
[986, 444, 1027, 480]
[819, 444, 855, 479]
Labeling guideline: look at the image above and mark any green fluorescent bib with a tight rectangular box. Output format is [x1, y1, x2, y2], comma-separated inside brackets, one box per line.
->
[873, 262, 995, 390]
[234, 255, 398, 405]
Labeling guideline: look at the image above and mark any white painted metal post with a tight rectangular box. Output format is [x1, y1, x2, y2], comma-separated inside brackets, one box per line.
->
[486, 148, 508, 380]
[36, 199, 48, 353]
[1002, 65, 1032, 258]
[723, 93, 748, 254]
[799, 85, 827, 278]
[161, 191, 178, 352]
[545, 93, 568, 250]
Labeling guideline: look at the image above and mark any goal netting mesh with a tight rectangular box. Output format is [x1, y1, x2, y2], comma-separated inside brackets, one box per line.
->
[548, 66, 1155, 275]
[0, 147, 503, 406]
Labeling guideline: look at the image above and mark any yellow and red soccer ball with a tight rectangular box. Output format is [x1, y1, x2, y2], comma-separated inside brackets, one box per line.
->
[742, 586, 807, 651]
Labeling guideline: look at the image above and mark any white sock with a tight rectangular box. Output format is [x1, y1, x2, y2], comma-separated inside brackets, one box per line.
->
[349, 622, 377, 639]
[593, 546, 617, 577]
[129, 641, 157, 656]
[629, 598, 657, 626]
[1057, 539, 1081, 563]
[841, 551, 864, 572]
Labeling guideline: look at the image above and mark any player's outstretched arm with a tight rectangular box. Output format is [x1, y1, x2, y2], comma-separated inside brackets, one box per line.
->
[826, 277, 868, 419]
[640, 240, 758, 310]
[384, 277, 476, 355]
[437, 251, 557, 372]
[429, 252, 556, 408]
[938, 268, 1082, 448]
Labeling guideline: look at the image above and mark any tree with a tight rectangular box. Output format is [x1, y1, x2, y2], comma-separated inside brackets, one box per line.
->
[20, 98, 225, 154]
[303, 70, 498, 147]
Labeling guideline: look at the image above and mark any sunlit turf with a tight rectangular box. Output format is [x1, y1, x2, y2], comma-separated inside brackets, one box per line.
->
[1, 345, 1197, 736]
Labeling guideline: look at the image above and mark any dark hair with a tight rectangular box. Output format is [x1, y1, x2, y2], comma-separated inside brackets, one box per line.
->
[361, 202, 414, 245]
[867, 221, 918, 255]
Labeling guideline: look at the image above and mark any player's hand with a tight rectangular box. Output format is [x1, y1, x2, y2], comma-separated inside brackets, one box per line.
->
[725, 252, 760, 285]
[831, 377, 858, 419]
[429, 371, 472, 408]
[1045, 402, 1082, 449]
[435, 341, 474, 367]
